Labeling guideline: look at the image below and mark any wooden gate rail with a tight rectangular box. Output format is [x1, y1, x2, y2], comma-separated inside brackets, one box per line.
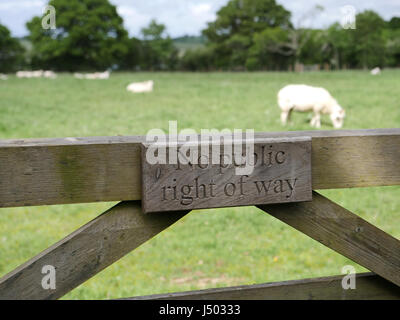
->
[258, 192, 400, 287]
[125, 273, 400, 300]
[0, 201, 189, 300]
[1, 129, 399, 208]
[0, 128, 399, 300]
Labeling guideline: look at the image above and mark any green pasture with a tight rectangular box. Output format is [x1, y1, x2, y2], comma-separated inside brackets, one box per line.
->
[0, 70, 399, 299]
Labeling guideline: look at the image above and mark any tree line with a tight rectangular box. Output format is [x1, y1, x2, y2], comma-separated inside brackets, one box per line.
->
[0, 0, 399, 73]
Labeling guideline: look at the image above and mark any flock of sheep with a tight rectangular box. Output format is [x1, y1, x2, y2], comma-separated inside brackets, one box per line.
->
[1, 69, 154, 93]
[16, 70, 57, 78]
[5, 67, 389, 129]
[73, 70, 111, 80]
[73, 71, 154, 92]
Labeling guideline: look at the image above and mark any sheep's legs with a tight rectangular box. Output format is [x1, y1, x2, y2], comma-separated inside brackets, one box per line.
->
[310, 113, 321, 128]
[280, 110, 291, 125]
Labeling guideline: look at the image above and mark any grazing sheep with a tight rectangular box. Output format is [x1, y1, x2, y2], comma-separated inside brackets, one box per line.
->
[43, 70, 57, 79]
[16, 70, 48, 78]
[0, 74, 7, 80]
[278, 84, 346, 129]
[31, 70, 44, 78]
[74, 70, 110, 80]
[96, 70, 110, 79]
[16, 71, 30, 78]
[371, 67, 381, 75]
[126, 80, 154, 93]
[73, 72, 85, 79]
[84, 73, 98, 80]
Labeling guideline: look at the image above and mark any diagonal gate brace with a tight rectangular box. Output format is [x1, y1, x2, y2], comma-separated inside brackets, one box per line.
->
[258, 191, 400, 287]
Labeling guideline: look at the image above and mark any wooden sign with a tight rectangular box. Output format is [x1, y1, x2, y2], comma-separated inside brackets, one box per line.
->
[141, 137, 312, 213]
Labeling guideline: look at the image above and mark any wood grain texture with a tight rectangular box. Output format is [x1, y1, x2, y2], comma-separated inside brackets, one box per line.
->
[126, 273, 400, 300]
[1, 129, 399, 208]
[142, 137, 312, 213]
[258, 192, 400, 287]
[0, 201, 189, 300]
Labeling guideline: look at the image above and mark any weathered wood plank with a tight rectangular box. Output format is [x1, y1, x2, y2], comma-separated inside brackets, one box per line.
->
[125, 273, 400, 300]
[142, 137, 312, 213]
[1, 129, 399, 208]
[0, 141, 142, 207]
[258, 192, 400, 287]
[0, 201, 190, 300]
[309, 133, 400, 189]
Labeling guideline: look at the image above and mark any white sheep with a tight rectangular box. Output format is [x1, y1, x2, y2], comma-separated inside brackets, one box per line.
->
[96, 70, 110, 79]
[126, 80, 154, 93]
[371, 67, 381, 75]
[278, 84, 346, 129]
[16, 70, 45, 78]
[0, 74, 8, 80]
[31, 70, 44, 78]
[74, 70, 110, 80]
[84, 73, 98, 80]
[43, 70, 57, 79]
[16, 71, 30, 78]
[73, 72, 84, 79]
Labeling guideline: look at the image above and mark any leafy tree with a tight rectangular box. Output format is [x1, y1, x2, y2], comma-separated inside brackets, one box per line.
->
[0, 23, 25, 72]
[247, 27, 292, 70]
[202, 0, 291, 69]
[140, 20, 178, 70]
[298, 29, 327, 66]
[352, 10, 386, 68]
[384, 16, 400, 67]
[119, 37, 143, 70]
[315, 11, 387, 70]
[27, 0, 129, 71]
[255, 5, 324, 69]
[181, 47, 215, 71]
[384, 27, 400, 67]
[322, 23, 356, 69]
[243, 5, 325, 70]
[388, 17, 400, 29]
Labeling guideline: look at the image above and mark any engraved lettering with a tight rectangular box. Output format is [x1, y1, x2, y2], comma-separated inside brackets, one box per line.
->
[224, 183, 236, 196]
[195, 177, 207, 199]
[274, 180, 284, 194]
[209, 181, 216, 197]
[254, 180, 273, 194]
[181, 185, 193, 205]
[238, 175, 248, 196]
[285, 178, 297, 198]
[276, 151, 286, 164]
[142, 138, 312, 213]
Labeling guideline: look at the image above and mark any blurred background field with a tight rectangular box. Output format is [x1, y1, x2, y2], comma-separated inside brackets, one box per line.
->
[0, 70, 399, 299]
[1, 70, 399, 138]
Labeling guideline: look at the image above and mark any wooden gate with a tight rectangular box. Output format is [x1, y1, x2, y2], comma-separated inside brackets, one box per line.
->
[0, 128, 399, 299]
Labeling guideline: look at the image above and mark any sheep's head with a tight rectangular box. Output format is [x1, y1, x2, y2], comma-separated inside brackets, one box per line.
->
[330, 106, 346, 129]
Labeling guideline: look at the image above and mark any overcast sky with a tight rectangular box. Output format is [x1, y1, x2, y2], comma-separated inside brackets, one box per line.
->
[0, 0, 399, 38]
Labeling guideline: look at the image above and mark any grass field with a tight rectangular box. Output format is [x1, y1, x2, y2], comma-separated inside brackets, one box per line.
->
[0, 70, 399, 299]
